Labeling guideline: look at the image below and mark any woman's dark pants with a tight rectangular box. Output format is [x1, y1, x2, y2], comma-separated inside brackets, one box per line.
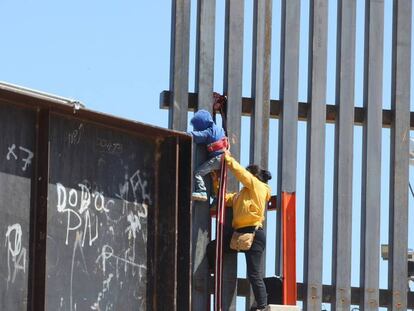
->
[206, 228, 267, 308]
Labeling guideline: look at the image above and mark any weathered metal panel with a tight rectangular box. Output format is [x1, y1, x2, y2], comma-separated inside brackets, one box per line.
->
[223, 0, 244, 309]
[388, 0, 412, 310]
[276, 0, 301, 277]
[360, 0, 384, 310]
[0, 84, 193, 311]
[303, 0, 328, 310]
[177, 137, 192, 311]
[169, 0, 191, 131]
[332, 1, 356, 310]
[45, 113, 156, 310]
[156, 137, 180, 311]
[0, 102, 35, 310]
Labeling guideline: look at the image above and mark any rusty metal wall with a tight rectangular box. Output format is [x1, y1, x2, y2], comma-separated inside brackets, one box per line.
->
[164, 0, 414, 310]
[0, 83, 192, 311]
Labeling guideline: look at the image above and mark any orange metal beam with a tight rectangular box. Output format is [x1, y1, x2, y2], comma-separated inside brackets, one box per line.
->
[282, 192, 297, 305]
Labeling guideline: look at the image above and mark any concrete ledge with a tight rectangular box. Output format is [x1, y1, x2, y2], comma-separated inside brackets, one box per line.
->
[266, 305, 301, 311]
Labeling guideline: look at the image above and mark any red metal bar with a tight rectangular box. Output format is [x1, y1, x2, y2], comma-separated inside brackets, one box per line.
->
[282, 192, 297, 305]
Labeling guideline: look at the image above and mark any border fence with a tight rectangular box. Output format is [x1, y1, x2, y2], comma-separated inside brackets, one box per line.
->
[162, 0, 414, 310]
[0, 82, 192, 311]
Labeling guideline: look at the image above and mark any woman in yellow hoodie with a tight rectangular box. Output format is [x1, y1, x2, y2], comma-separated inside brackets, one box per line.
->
[208, 151, 272, 310]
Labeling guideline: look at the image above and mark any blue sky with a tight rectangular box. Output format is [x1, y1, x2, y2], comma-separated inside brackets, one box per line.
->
[0, 1, 171, 127]
[1, 0, 413, 309]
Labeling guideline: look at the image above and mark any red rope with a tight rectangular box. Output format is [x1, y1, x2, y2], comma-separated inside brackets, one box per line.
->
[214, 153, 228, 310]
[211, 91, 229, 310]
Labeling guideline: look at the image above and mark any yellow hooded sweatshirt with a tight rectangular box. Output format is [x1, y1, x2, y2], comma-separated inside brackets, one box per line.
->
[224, 154, 271, 230]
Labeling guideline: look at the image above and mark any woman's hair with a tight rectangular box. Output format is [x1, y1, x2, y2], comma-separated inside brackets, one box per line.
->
[246, 164, 272, 183]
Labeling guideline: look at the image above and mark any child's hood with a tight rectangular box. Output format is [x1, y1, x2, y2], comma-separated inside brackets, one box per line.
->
[190, 109, 214, 131]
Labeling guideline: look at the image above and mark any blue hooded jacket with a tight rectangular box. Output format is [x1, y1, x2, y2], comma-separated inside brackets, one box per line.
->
[190, 109, 226, 157]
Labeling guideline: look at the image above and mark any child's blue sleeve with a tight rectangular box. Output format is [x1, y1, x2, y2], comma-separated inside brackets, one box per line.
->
[190, 129, 210, 144]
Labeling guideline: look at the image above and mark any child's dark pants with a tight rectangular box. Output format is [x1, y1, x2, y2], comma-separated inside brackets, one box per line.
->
[194, 154, 222, 193]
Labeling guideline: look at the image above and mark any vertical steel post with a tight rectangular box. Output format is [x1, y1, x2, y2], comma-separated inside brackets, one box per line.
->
[169, 2, 191, 305]
[332, 1, 356, 310]
[250, 0, 272, 168]
[248, 1, 272, 309]
[169, 0, 191, 131]
[223, 0, 244, 309]
[193, 1, 216, 309]
[360, 0, 384, 310]
[303, 0, 328, 310]
[278, 0, 300, 305]
[388, 0, 412, 310]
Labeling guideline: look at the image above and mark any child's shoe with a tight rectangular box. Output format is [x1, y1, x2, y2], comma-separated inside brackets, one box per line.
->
[192, 191, 208, 202]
